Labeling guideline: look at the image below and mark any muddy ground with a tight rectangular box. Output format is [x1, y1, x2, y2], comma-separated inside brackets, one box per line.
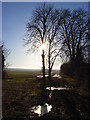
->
[29, 89, 89, 120]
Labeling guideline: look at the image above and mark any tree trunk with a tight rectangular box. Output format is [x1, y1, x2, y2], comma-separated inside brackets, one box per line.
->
[48, 68, 51, 80]
[41, 49, 47, 105]
[48, 43, 53, 86]
[42, 50, 45, 79]
[48, 51, 51, 80]
[48, 68, 53, 86]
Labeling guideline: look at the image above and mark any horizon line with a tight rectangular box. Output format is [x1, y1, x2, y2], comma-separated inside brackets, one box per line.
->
[6, 67, 60, 70]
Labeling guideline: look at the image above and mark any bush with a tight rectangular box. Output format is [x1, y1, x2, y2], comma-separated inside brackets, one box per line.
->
[60, 62, 90, 90]
[60, 63, 75, 76]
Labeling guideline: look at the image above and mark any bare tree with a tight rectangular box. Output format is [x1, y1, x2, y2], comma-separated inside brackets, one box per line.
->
[59, 8, 88, 65]
[46, 9, 62, 83]
[24, 3, 63, 85]
[24, 3, 55, 104]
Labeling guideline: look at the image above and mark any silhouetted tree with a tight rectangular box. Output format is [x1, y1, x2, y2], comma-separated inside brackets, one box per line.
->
[46, 9, 62, 83]
[59, 8, 88, 65]
[24, 3, 55, 104]
[24, 3, 63, 86]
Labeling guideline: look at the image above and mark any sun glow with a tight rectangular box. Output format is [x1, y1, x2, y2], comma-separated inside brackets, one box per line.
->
[40, 43, 47, 51]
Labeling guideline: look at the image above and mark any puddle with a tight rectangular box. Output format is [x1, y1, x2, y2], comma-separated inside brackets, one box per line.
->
[46, 87, 71, 91]
[53, 74, 61, 78]
[29, 87, 72, 118]
[37, 74, 61, 78]
[47, 87, 71, 99]
[31, 103, 52, 117]
[37, 75, 48, 78]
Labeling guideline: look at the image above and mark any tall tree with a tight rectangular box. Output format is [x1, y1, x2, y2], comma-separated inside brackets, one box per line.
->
[24, 3, 63, 86]
[59, 8, 88, 64]
[46, 9, 62, 82]
[24, 3, 54, 104]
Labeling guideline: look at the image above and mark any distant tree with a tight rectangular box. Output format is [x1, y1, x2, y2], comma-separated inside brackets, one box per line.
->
[59, 8, 88, 65]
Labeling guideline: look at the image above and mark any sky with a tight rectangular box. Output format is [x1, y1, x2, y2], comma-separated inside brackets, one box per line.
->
[2, 1, 89, 69]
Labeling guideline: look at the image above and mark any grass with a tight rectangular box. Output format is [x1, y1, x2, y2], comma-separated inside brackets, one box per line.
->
[2, 70, 43, 120]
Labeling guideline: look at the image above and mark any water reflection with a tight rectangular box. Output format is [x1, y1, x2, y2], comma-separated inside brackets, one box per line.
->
[37, 75, 48, 78]
[31, 103, 52, 117]
[53, 74, 61, 78]
[30, 87, 71, 118]
[49, 91, 53, 99]
[37, 74, 61, 78]
[46, 87, 71, 91]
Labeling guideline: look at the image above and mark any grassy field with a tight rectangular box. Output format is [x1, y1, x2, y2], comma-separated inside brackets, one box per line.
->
[3, 69, 43, 120]
[2, 69, 90, 120]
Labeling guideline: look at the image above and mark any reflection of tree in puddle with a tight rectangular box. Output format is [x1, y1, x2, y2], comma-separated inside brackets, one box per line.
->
[30, 87, 71, 117]
[31, 103, 52, 117]
[47, 87, 72, 99]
